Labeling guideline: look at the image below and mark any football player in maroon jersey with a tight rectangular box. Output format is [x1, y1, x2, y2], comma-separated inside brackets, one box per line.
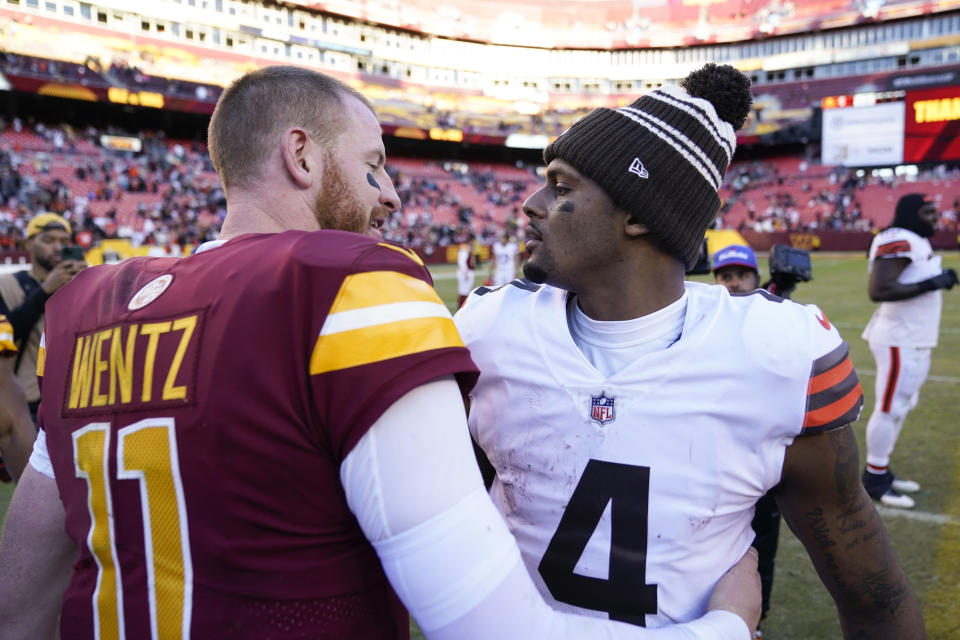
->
[0, 66, 760, 640]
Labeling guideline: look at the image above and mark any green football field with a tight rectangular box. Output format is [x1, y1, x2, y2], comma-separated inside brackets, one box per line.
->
[2, 252, 958, 639]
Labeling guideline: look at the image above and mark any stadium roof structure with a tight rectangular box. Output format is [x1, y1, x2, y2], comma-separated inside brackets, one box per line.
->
[295, 0, 960, 48]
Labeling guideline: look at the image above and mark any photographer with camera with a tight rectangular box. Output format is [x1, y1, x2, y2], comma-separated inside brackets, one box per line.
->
[711, 243, 811, 638]
[0, 213, 86, 428]
[861, 193, 957, 509]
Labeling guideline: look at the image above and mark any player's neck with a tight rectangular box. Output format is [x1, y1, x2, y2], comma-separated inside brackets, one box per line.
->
[574, 256, 686, 321]
[217, 190, 319, 242]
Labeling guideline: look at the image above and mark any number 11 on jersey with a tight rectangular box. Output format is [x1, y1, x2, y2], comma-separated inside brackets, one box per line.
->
[538, 459, 658, 626]
[73, 417, 193, 640]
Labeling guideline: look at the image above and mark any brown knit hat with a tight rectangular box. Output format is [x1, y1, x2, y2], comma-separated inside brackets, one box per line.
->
[544, 63, 752, 268]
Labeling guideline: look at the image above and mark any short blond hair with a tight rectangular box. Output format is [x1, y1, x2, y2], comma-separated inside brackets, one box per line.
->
[208, 66, 373, 189]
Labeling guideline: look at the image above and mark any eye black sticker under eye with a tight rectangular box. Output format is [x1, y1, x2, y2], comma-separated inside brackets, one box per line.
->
[367, 173, 381, 191]
[557, 201, 575, 213]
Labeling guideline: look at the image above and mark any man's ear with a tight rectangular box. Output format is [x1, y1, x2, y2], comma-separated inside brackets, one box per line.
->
[280, 127, 316, 189]
[624, 211, 650, 238]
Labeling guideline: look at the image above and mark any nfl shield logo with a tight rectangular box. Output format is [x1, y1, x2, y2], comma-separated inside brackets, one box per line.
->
[590, 391, 616, 426]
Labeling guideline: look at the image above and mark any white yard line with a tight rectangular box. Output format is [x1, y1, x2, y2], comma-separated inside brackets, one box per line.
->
[857, 369, 960, 384]
[876, 505, 959, 526]
[834, 321, 960, 335]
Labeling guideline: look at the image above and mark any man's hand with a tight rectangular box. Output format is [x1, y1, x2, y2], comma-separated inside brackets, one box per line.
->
[41, 260, 85, 295]
[941, 268, 958, 290]
[707, 546, 761, 637]
[918, 268, 958, 292]
[765, 273, 799, 299]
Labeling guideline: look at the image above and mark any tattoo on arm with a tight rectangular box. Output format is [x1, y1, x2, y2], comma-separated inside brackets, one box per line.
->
[780, 426, 918, 634]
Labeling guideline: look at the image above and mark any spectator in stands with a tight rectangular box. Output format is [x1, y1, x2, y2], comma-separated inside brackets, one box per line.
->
[456, 63, 923, 639]
[0, 213, 85, 422]
[0, 65, 761, 640]
[861, 194, 958, 509]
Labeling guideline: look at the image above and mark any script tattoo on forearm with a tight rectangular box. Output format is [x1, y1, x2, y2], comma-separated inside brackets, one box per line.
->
[800, 429, 911, 621]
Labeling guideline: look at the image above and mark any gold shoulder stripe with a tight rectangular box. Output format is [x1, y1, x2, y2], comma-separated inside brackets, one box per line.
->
[377, 242, 424, 267]
[0, 336, 16, 355]
[330, 270, 440, 314]
[36, 333, 46, 376]
[310, 316, 463, 374]
[1, 317, 18, 355]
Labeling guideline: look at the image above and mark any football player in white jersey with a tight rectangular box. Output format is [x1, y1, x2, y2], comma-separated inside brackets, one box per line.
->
[861, 193, 957, 508]
[456, 234, 477, 308]
[456, 63, 923, 639]
[490, 230, 520, 287]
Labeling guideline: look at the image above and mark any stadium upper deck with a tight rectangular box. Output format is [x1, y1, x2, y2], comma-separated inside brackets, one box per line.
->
[295, 0, 959, 49]
[1, 0, 959, 145]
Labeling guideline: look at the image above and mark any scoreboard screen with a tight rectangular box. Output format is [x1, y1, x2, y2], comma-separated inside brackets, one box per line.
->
[904, 86, 960, 163]
[821, 92, 905, 167]
[821, 85, 960, 166]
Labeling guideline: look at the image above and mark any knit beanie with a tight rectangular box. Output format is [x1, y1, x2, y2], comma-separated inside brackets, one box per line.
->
[891, 193, 935, 238]
[544, 63, 752, 268]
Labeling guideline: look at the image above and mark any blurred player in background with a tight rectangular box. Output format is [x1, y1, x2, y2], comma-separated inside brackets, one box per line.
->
[490, 229, 520, 286]
[861, 193, 958, 508]
[457, 233, 476, 307]
[457, 63, 923, 639]
[0, 65, 761, 640]
[0, 314, 36, 482]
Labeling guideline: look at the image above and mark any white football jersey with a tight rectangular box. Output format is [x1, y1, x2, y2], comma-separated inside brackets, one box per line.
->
[862, 227, 943, 348]
[455, 280, 862, 629]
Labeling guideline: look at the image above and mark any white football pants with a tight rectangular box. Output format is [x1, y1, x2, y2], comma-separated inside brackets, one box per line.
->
[865, 343, 931, 470]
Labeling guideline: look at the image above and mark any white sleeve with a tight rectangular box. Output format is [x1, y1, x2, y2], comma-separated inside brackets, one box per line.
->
[340, 377, 749, 640]
[28, 428, 55, 479]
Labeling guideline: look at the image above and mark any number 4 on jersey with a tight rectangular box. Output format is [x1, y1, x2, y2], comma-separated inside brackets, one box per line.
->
[538, 459, 658, 626]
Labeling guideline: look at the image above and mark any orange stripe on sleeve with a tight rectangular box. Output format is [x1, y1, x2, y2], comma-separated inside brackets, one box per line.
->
[808, 356, 855, 395]
[876, 240, 911, 256]
[804, 381, 864, 428]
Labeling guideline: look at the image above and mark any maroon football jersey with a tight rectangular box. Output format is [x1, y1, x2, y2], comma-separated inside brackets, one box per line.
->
[39, 230, 478, 640]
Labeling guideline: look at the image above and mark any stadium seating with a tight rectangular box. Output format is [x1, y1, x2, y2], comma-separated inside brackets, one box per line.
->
[3, 120, 957, 259]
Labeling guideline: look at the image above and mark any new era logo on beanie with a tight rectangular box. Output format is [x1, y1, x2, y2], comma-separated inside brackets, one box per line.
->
[543, 63, 752, 268]
[628, 158, 649, 179]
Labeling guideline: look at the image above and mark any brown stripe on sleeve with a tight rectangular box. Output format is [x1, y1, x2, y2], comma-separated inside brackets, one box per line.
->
[802, 342, 864, 435]
[810, 341, 850, 377]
